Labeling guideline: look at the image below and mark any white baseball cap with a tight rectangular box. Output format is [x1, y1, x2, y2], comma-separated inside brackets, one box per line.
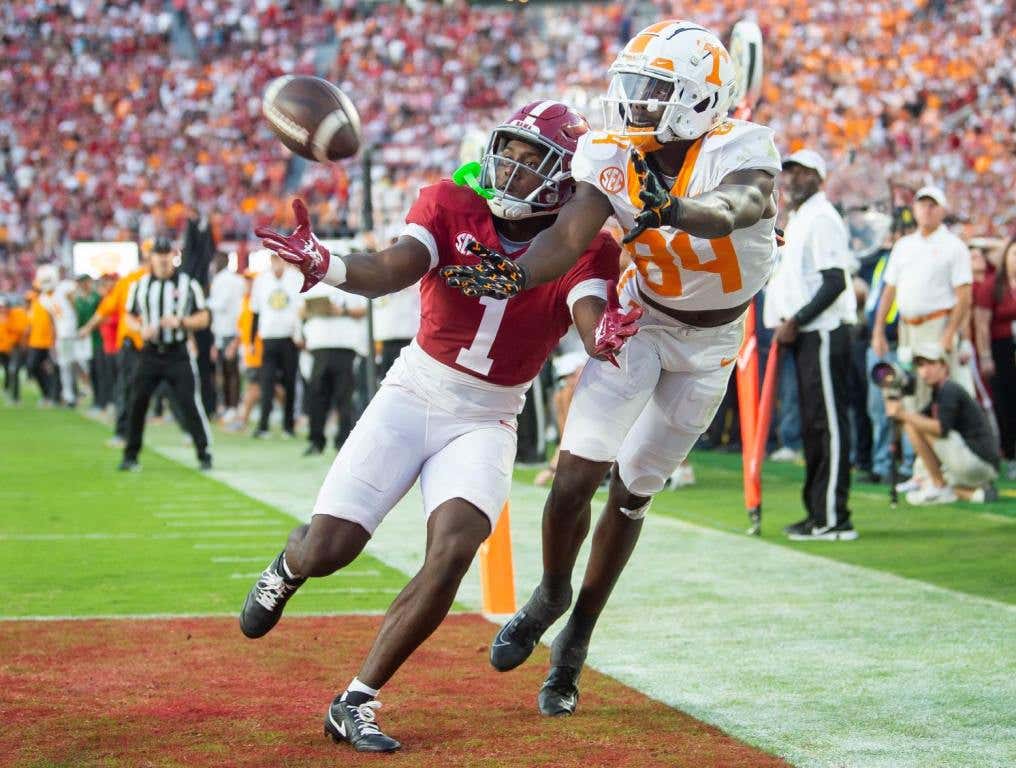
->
[782, 149, 826, 180]
[912, 342, 947, 365]
[914, 185, 947, 208]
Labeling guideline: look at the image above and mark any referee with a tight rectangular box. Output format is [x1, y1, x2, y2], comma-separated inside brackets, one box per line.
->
[764, 149, 857, 541]
[119, 238, 213, 472]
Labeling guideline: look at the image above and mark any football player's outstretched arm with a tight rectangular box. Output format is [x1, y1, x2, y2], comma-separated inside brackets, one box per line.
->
[516, 183, 615, 288]
[332, 238, 431, 299]
[441, 183, 614, 299]
[255, 200, 430, 298]
[674, 168, 775, 238]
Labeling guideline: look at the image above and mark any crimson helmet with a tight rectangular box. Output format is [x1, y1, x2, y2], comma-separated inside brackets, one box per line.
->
[480, 100, 590, 220]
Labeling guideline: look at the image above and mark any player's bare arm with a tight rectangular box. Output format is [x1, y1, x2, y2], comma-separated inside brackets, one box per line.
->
[440, 182, 612, 298]
[572, 292, 643, 368]
[624, 157, 775, 243]
[256, 199, 430, 298]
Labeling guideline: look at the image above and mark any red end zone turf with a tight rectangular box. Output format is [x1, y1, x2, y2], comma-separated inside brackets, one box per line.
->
[0, 614, 789, 768]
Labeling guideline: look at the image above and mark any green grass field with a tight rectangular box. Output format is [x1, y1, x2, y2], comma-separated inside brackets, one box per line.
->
[1, 401, 407, 617]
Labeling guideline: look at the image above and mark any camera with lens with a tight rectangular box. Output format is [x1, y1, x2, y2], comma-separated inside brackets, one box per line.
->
[871, 361, 915, 400]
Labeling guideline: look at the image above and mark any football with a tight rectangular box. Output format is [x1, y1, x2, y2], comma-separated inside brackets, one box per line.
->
[262, 75, 362, 162]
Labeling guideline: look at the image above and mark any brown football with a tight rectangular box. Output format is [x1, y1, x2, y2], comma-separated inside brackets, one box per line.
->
[262, 75, 362, 162]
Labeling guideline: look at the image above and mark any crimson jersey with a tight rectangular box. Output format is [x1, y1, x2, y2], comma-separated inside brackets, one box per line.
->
[403, 180, 620, 387]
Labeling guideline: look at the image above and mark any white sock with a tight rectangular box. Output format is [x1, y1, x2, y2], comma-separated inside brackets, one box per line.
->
[970, 488, 985, 503]
[341, 677, 380, 701]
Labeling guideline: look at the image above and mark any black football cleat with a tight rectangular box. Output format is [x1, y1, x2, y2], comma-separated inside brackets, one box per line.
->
[118, 458, 141, 472]
[538, 664, 582, 716]
[324, 695, 401, 753]
[198, 454, 213, 471]
[490, 595, 569, 672]
[239, 551, 305, 638]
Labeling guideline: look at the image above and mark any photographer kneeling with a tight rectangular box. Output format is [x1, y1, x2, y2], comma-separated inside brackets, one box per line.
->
[884, 343, 999, 504]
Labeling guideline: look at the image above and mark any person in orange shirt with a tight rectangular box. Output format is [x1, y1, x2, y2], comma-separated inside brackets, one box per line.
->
[227, 272, 265, 431]
[0, 297, 13, 397]
[26, 269, 59, 404]
[3, 297, 30, 402]
[79, 251, 149, 444]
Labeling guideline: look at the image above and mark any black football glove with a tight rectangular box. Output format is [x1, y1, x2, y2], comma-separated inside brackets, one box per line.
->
[622, 151, 682, 244]
[440, 240, 529, 300]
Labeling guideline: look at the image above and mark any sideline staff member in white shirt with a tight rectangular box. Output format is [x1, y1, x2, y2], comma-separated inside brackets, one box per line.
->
[208, 253, 247, 416]
[372, 283, 420, 380]
[765, 149, 858, 541]
[250, 253, 303, 438]
[299, 282, 368, 454]
[872, 185, 973, 402]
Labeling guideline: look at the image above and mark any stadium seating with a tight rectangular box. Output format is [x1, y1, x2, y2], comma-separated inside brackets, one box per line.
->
[0, 0, 1012, 290]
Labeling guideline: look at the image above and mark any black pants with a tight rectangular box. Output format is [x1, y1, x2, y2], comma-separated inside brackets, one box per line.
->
[93, 351, 117, 409]
[6, 348, 23, 401]
[125, 346, 210, 462]
[791, 325, 852, 527]
[26, 347, 55, 402]
[848, 330, 873, 471]
[114, 343, 140, 438]
[258, 337, 298, 433]
[195, 328, 215, 417]
[378, 338, 412, 382]
[307, 348, 358, 449]
[217, 336, 240, 410]
[990, 336, 1016, 461]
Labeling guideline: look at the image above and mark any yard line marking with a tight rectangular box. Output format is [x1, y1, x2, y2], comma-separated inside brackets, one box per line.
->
[1, 531, 287, 542]
[164, 519, 284, 528]
[154, 511, 267, 519]
[228, 570, 381, 578]
[0, 610, 389, 623]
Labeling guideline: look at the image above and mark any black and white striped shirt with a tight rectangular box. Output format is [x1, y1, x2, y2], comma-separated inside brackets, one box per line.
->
[126, 271, 207, 346]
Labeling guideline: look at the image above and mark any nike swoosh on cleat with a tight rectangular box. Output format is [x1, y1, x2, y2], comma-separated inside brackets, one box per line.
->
[328, 711, 346, 738]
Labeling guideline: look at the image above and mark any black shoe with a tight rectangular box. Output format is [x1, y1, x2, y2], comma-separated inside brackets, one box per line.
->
[538, 665, 582, 716]
[118, 458, 140, 472]
[303, 444, 324, 457]
[782, 518, 812, 536]
[324, 695, 401, 753]
[252, 430, 269, 440]
[199, 454, 212, 471]
[239, 552, 305, 638]
[490, 587, 571, 672]
[789, 521, 858, 541]
[858, 470, 884, 484]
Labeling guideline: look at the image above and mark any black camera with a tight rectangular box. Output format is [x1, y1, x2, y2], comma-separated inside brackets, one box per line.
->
[871, 361, 916, 400]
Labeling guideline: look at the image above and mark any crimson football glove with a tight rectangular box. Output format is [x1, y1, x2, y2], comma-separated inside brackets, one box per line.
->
[254, 199, 332, 293]
[440, 240, 529, 300]
[622, 151, 682, 245]
[593, 282, 643, 367]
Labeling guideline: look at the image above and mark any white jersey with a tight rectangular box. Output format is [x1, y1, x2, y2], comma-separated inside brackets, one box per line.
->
[572, 119, 781, 312]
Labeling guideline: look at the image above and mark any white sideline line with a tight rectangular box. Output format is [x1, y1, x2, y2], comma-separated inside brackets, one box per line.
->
[1, 530, 287, 542]
[154, 511, 266, 519]
[0, 610, 390, 623]
[230, 572, 384, 585]
[164, 519, 283, 528]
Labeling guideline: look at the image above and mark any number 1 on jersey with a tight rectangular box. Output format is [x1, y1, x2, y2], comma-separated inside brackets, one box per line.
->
[456, 296, 508, 376]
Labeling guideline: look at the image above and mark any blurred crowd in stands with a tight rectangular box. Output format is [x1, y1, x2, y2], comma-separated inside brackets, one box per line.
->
[0, 0, 1013, 293]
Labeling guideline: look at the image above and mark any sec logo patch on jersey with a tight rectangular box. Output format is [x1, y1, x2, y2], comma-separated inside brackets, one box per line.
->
[455, 232, 477, 256]
[599, 166, 625, 194]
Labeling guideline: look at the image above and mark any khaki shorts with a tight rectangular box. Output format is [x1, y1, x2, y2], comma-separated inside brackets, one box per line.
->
[915, 431, 998, 488]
